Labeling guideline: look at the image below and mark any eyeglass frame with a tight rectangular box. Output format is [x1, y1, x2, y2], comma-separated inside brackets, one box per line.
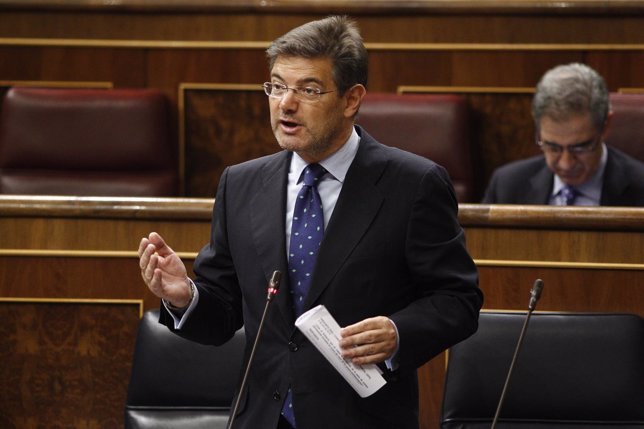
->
[262, 82, 335, 102]
[536, 134, 603, 156]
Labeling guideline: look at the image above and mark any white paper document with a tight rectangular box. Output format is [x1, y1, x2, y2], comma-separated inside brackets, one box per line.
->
[295, 305, 387, 398]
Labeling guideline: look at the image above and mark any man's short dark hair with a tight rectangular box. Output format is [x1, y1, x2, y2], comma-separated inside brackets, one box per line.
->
[266, 15, 368, 95]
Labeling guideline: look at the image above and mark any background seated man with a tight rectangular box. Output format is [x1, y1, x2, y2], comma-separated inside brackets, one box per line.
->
[482, 62, 644, 206]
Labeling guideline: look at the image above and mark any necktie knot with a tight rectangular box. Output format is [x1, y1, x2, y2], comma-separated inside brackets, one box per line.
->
[561, 184, 579, 206]
[301, 163, 326, 187]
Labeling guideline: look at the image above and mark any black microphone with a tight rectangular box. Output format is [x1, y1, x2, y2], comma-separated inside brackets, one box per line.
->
[490, 279, 544, 429]
[528, 278, 544, 311]
[226, 270, 282, 429]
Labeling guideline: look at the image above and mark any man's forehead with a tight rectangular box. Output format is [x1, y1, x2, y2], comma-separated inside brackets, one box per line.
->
[539, 113, 596, 137]
[272, 56, 332, 77]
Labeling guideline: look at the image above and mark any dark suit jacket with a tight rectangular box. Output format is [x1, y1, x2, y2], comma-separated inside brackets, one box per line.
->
[482, 146, 644, 206]
[160, 127, 483, 429]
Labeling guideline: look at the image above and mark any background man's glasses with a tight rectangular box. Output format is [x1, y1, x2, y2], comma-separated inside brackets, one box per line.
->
[536, 136, 601, 155]
[263, 82, 334, 102]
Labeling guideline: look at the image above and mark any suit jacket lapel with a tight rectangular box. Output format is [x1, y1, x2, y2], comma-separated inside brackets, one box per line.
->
[249, 151, 294, 326]
[600, 148, 628, 205]
[302, 133, 386, 314]
[529, 164, 554, 204]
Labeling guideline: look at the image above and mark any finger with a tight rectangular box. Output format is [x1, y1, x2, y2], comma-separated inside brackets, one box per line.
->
[137, 237, 150, 258]
[148, 267, 163, 293]
[148, 232, 174, 257]
[344, 342, 379, 357]
[342, 341, 394, 365]
[349, 351, 390, 366]
[142, 253, 159, 285]
[342, 333, 396, 355]
[139, 242, 155, 271]
[340, 317, 394, 345]
[341, 316, 389, 338]
[340, 318, 375, 337]
[340, 331, 379, 350]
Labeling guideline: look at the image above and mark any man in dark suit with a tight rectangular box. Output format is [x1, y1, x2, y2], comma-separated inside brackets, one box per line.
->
[138, 16, 482, 429]
[482, 63, 644, 206]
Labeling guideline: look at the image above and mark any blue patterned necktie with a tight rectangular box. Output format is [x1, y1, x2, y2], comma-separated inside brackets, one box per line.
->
[561, 184, 579, 206]
[288, 163, 326, 317]
[281, 163, 326, 427]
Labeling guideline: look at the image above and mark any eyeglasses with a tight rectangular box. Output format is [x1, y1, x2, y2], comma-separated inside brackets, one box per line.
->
[536, 135, 601, 156]
[263, 82, 334, 102]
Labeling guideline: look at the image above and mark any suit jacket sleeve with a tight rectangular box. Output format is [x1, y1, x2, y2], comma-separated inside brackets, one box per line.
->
[389, 163, 482, 370]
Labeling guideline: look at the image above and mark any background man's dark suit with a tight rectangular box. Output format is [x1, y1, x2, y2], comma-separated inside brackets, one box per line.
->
[482, 146, 644, 206]
[160, 127, 482, 429]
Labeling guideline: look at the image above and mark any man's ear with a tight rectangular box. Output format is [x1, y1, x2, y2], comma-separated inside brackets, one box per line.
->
[601, 110, 614, 141]
[343, 84, 367, 118]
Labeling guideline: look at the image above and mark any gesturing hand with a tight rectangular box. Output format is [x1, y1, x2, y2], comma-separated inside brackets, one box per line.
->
[138, 232, 191, 307]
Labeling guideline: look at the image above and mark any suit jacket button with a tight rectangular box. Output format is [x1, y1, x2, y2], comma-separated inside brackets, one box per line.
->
[273, 391, 281, 401]
[288, 341, 299, 352]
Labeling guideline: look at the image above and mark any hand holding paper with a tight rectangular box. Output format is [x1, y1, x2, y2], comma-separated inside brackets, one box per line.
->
[339, 315, 398, 365]
[295, 305, 387, 398]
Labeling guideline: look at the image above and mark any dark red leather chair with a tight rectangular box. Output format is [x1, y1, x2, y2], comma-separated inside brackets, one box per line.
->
[356, 93, 476, 202]
[607, 93, 644, 163]
[0, 87, 178, 196]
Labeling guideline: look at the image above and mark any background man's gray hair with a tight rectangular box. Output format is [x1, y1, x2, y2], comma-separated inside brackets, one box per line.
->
[266, 15, 368, 95]
[532, 63, 610, 130]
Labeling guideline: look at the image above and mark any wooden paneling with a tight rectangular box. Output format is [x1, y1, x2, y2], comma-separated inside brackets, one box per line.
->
[0, 301, 140, 428]
[0, 197, 212, 252]
[3, 2, 644, 44]
[182, 85, 276, 196]
[1, 197, 642, 428]
[479, 266, 643, 314]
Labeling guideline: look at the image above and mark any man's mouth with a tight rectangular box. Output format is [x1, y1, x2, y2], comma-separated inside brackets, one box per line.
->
[557, 167, 583, 179]
[279, 119, 301, 133]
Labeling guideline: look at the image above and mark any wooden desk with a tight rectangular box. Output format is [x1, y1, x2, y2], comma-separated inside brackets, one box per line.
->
[1, 197, 642, 428]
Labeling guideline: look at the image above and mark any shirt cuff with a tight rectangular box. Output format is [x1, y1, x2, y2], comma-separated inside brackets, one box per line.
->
[384, 318, 400, 371]
[162, 279, 200, 330]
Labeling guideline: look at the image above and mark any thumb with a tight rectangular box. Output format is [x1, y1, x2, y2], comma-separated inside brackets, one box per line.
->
[148, 232, 175, 257]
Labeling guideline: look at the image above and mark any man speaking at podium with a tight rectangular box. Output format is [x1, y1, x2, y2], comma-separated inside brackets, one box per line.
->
[138, 15, 482, 429]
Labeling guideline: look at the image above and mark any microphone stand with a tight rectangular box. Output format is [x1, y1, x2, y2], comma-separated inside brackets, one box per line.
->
[226, 270, 282, 429]
[490, 279, 544, 429]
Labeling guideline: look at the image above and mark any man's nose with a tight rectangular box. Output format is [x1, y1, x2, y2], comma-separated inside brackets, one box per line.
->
[557, 149, 577, 169]
[279, 90, 299, 110]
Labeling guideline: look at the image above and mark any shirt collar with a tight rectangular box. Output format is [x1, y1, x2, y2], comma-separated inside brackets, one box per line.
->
[290, 126, 360, 184]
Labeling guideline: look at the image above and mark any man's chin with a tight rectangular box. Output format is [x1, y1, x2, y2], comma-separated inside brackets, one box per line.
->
[559, 175, 586, 187]
[277, 141, 301, 154]
[276, 133, 306, 152]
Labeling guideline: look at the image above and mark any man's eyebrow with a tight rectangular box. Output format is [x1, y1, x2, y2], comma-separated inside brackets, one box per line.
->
[542, 137, 594, 146]
[269, 73, 324, 86]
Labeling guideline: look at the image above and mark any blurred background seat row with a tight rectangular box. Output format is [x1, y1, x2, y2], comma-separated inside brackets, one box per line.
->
[1, 86, 643, 200]
[0, 87, 178, 196]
